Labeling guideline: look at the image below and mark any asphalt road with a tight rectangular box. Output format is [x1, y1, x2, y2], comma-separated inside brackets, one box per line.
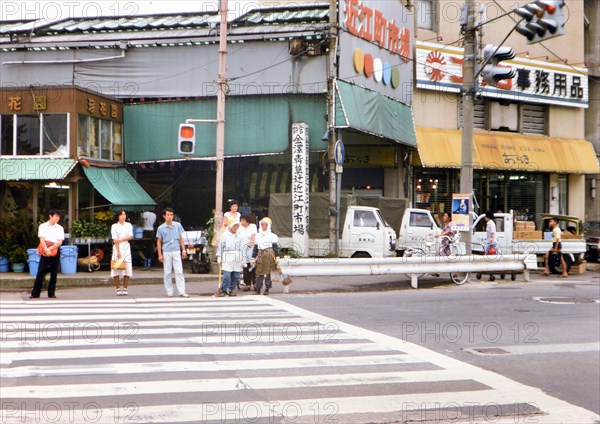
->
[282, 274, 600, 415]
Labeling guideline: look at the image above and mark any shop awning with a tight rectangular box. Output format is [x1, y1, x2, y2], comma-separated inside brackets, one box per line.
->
[335, 79, 417, 147]
[82, 166, 156, 210]
[0, 158, 77, 181]
[415, 128, 600, 174]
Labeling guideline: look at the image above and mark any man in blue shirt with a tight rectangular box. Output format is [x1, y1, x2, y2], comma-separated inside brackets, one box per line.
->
[156, 207, 189, 297]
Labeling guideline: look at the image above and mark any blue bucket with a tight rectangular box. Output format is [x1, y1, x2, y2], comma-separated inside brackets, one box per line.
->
[0, 256, 9, 273]
[60, 245, 78, 275]
[27, 249, 41, 276]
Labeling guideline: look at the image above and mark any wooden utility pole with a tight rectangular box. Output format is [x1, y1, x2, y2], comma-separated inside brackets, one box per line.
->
[327, 0, 338, 253]
[214, 0, 228, 230]
[460, 0, 476, 252]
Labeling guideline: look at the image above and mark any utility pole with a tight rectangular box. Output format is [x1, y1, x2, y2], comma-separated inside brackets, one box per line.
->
[214, 0, 228, 231]
[460, 0, 476, 253]
[327, 0, 338, 254]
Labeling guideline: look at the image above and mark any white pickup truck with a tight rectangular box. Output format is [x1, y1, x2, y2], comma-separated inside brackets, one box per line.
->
[397, 208, 586, 273]
[472, 212, 586, 273]
[277, 205, 397, 258]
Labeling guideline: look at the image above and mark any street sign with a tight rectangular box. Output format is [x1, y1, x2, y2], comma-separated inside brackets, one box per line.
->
[334, 140, 345, 166]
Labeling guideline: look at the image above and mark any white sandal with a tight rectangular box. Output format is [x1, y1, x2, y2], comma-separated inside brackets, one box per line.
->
[122, 288, 128, 296]
[116, 289, 122, 296]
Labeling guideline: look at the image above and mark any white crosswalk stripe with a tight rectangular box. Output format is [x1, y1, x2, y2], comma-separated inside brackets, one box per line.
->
[1, 296, 597, 424]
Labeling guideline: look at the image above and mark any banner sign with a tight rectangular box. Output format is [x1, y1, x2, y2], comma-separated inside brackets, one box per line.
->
[291, 122, 310, 257]
[416, 41, 588, 109]
[451, 193, 471, 231]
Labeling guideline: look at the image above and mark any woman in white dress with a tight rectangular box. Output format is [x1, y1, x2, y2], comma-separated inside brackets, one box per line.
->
[223, 200, 241, 226]
[111, 210, 133, 295]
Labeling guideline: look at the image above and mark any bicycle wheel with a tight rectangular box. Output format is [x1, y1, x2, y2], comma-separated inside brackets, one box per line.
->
[450, 272, 469, 285]
[404, 248, 426, 279]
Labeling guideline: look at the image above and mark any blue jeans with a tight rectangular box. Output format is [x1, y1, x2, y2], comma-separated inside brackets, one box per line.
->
[221, 271, 240, 292]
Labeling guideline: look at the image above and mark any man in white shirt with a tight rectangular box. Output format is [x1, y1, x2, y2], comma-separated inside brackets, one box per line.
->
[30, 209, 64, 299]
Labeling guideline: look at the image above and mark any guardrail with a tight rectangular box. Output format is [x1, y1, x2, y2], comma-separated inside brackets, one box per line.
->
[279, 254, 538, 289]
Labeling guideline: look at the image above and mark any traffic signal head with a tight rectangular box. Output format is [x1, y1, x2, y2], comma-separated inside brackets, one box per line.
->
[178, 123, 196, 155]
[481, 44, 516, 87]
[515, 0, 565, 44]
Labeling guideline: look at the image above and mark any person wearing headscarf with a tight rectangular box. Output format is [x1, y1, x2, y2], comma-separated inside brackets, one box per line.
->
[216, 220, 244, 296]
[252, 217, 279, 295]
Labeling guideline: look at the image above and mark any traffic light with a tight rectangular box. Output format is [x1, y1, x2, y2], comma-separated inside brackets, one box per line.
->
[178, 123, 196, 155]
[515, 0, 565, 44]
[481, 44, 516, 87]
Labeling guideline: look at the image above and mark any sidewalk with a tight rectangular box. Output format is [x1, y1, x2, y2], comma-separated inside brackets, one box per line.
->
[1, 262, 597, 301]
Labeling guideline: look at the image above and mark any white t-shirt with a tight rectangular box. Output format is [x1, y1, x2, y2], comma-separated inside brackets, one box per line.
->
[486, 220, 497, 242]
[238, 223, 257, 245]
[38, 221, 65, 243]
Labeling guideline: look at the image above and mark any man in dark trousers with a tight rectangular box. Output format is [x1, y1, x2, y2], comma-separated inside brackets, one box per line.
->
[30, 209, 64, 299]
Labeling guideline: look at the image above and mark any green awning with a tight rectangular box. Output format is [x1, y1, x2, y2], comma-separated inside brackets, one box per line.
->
[0, 158, 77, 181]
[334, 79, 417, 147]
[82, 166, 156, 211]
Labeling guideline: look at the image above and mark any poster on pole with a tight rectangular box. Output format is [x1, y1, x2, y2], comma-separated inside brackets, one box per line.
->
[291, 122, 310, 257]
[451, 193, 471, 231]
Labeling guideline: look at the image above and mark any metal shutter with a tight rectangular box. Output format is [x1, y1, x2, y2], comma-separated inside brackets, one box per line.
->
[520, 103, 546, 135]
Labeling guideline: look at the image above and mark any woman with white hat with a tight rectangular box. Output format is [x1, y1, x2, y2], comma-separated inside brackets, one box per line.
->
[252, 217, 279, 295]
[216, 220, 244, 296]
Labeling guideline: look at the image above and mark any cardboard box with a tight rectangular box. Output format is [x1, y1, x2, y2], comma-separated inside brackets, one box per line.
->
[562, 232, 583, 240]
[515, 221, 536, 230]
[569, 262, 586, 274]
[514, 230, 542, 240]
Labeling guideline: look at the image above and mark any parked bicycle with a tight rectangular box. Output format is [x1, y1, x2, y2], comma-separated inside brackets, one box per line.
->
[403, 233, 470, 285]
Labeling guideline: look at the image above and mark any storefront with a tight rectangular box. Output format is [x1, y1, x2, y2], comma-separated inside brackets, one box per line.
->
[413, 127, 599, 224]
[0, 86, 155, 226]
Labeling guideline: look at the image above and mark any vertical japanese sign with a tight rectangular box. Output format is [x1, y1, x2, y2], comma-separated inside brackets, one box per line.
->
[291, 122, 310, 257]
[451, 193, 471, 231]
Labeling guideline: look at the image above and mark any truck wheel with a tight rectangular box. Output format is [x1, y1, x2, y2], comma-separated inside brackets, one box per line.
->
[450, 272, 469, 285]
[476, 273, 482, 280]
[352, 252, 371, 258]
[489, 275, 496, 281]
[511, 274, 517, 281]
[549, 254, 573, 275]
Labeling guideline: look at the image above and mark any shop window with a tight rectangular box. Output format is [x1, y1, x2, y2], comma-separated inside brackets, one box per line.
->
[416, 0, 436, 30]
[520, 103, 547, 135]
[0, 114, 68, 157]
[0, 115, 14, 155]
[78, 114, 122, 162]
[558, 174, 568, 215]
[42, 114, 68, 156]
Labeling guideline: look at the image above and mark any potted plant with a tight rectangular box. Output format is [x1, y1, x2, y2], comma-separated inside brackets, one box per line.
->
[9, 245, 27, 273]
[0, 217, 17, 272]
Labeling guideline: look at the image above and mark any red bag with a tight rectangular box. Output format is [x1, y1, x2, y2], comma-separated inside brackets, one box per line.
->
[487, 246, 497, 255]
[38, 241, 59, 257]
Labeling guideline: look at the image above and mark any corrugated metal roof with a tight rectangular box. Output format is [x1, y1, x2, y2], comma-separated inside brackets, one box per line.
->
[0, 5, 330, 49]
[45, 13, 217, 34]
[235, 5, 329, 25]
[0, 23, 328, 50]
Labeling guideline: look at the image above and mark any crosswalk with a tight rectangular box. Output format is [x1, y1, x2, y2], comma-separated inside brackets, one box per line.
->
[1, 296, 597, 424]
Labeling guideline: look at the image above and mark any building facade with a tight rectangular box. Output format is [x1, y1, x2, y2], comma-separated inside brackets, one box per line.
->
[413, 0, 599, 224]
[1, 2, 417, 228]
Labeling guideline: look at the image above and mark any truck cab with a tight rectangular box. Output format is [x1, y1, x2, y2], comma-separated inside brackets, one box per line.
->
[397, 208, 442, 255]
[340, 206, 397, 258]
